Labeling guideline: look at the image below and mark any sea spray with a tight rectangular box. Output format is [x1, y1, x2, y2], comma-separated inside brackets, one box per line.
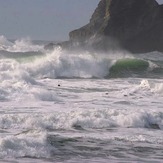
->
[0, 36, 13, 50]
[0, 36, 44, 52]
[9, 38, 44, 52]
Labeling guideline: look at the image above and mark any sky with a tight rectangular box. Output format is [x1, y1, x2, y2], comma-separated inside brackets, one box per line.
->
[0, 0, 162, 41]
[0, 0, 99, 41]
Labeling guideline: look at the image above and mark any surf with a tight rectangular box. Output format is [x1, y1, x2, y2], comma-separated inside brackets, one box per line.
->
[1, 35, 163, 79]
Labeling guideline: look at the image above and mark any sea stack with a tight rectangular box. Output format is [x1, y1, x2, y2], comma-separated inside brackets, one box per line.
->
[69, 0, 163, 53]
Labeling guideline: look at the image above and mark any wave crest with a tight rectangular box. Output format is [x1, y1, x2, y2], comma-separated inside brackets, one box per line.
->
[0, 35, 43, 52]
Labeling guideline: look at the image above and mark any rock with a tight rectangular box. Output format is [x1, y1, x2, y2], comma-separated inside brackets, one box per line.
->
[150, 123, 160, 129]
[44, 41, 73, 51]
[68, 0, 163, 53]
[69, 0, 107, 42]
[44, 43, 59, 51]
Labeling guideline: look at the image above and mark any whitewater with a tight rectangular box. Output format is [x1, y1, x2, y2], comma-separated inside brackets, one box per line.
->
[0, 35, 163, 162]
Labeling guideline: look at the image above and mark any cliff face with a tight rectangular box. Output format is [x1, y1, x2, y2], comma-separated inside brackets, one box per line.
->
[69, 0, 106, 41]
[69, 0, 163, 53]
[69, 0, 108, 42]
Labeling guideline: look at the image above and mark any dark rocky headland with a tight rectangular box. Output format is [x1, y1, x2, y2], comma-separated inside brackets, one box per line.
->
[47, 0, 163, 53]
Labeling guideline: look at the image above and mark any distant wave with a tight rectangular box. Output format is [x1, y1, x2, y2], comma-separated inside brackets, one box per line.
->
[0, 35, 44, 52]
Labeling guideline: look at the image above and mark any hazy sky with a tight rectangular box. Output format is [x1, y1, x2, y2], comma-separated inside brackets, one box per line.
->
[0, 0, 162, 41]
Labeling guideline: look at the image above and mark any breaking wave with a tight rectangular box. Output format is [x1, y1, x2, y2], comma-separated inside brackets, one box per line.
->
[21, 49, 163, 79]
[0, 35, 163, 79]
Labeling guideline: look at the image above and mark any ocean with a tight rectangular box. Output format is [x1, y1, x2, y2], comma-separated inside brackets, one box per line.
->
[0, 35, 163, 163]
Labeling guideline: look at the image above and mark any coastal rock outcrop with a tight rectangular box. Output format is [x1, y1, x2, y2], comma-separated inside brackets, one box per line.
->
[69, 0, 163, 53]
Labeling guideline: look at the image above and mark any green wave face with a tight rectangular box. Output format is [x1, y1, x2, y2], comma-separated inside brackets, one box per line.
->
[4, 52, 45, 63]
[16, 55, 43, 63]
[109, 58, 149, 78]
